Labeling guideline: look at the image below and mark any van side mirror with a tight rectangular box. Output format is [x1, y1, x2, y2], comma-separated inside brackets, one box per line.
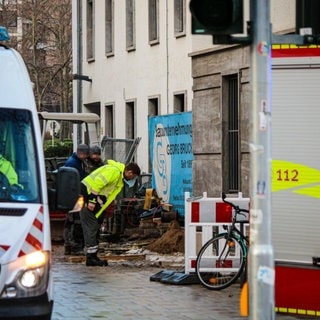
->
[56, 167, 80, 210]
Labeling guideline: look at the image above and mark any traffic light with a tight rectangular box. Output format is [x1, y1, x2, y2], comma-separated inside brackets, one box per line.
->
[296, 0, 320, 36]
[190, 0, 243, 35]
[296, 0, 320, 45]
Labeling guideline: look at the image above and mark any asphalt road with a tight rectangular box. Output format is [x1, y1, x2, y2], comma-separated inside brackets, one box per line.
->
[51, 245, 303, 320]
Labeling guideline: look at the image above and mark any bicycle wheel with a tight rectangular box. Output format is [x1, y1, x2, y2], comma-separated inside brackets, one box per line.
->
[196, 233, 246, 290]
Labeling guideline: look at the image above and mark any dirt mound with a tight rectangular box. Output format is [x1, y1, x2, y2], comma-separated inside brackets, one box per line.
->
[145, 220, 184, 254]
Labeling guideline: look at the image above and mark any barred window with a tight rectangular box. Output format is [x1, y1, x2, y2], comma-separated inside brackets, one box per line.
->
[223, 75, 240, 193]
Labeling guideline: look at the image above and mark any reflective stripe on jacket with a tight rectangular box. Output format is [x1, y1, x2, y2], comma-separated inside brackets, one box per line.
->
[82, 160, 125, 218]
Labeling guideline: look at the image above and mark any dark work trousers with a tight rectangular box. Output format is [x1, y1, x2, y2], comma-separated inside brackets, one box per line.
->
[63, 183, 87, 251]
[80, 205, 105, 254]
[63, 211, 84, 250]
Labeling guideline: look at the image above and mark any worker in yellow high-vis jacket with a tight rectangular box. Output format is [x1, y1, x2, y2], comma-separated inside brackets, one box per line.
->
[0, 154, 19, 186]
[80, 160, 141, 266]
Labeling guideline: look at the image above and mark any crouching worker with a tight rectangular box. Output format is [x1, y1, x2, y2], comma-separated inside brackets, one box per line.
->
[80, 160, 141, 266]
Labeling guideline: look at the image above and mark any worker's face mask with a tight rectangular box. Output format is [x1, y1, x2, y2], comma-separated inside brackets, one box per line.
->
[124, 177, 137, 188]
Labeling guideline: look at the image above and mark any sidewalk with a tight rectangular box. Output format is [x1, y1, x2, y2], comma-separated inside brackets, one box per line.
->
[51, 246, 301, 320]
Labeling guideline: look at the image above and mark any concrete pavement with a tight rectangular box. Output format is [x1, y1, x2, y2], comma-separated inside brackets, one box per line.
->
[51, 248, 302, 320]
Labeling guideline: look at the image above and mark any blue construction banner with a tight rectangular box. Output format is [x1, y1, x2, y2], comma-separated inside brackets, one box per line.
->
[148, 112, 193, 217]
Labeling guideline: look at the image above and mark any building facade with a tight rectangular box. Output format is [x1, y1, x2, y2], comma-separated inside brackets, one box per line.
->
[72, 0, 211, 174]
[191, 0, 295, 197]
[72, 0, 295, 195]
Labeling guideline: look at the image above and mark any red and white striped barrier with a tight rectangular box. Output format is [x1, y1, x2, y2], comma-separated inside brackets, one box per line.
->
[184, 192, 250, 274]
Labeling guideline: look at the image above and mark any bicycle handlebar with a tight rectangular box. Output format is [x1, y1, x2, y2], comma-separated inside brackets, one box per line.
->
[222, 192, 249, 216]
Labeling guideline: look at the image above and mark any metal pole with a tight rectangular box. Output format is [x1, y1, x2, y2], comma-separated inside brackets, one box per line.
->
[249, 0, 274, 319]
[72, 0, 80, 147]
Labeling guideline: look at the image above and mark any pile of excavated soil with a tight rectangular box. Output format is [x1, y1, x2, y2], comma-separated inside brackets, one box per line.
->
[145, 220, 184, 254]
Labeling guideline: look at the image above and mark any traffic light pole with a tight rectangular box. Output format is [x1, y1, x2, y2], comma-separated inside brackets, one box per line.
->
[249, 0, 274, 319]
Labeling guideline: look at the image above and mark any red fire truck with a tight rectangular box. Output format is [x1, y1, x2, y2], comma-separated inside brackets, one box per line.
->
[272, 44, 320, 317]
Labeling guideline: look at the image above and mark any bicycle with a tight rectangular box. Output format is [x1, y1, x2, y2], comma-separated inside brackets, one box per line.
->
[195, 192, 249, 290]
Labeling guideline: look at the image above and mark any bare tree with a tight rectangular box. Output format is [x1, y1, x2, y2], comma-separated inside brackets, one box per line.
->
[0, 0, 18, 45]
[1, 0, 73, 139]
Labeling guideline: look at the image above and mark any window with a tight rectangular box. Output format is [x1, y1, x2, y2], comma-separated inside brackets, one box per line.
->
[148, 97, 159, 117]
[126, 100, 135, 139]
[174, 0, 186, 36]
[148, 0, 159, 44]
[105, 0, 114, 56]
[173, 92, 186, 113]
[0, 10, 17, 28]
[0, 108, 40, 203]
[148, 96, 159, 172]
[126, 0, 135, 51]
[86, 0, 95, 61]
[105, 104, 114, 137]
[223, 75, 239, 193]
[9, 10, 17, 28]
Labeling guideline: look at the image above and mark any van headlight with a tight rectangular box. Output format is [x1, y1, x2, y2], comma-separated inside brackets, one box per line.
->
[20, 267, 45, 288]
[0, 251, 50, 298]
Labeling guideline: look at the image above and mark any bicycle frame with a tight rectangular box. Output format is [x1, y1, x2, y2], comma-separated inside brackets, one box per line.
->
[227, 223, 249, 249]
[195, 193, 250, 290]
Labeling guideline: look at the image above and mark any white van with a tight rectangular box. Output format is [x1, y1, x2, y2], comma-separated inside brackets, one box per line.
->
[0, 26, 54, 319]
[0, 27, 79, 320]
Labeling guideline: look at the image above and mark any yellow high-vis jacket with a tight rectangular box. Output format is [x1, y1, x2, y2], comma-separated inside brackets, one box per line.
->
[0, 155, 18, 186]
[82, 160, 125, 218]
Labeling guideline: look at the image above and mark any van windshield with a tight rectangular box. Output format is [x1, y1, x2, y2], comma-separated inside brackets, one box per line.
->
[0, 108, 40, 202]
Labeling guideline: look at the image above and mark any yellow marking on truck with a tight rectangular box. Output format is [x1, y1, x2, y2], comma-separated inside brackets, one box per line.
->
[272, 44, 320, 50]
[293, 185, 320, 199]
[272, 160, 320, 199]
[274, 307, 320, 317]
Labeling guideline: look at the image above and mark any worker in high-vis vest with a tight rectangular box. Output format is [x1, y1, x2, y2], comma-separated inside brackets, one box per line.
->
[80, 160, 141, 266]
[0, 154, 19, 186]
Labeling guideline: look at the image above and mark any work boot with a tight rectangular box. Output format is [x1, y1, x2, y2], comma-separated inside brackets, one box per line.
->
[71, 246, 84, 256]
[86, 252, 108, 267]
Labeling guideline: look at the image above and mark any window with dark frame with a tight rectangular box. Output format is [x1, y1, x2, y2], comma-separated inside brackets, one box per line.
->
[148, 97, 159, 117]
[126, 100, 136, 161]
[105, 104, 114, 137]
[126, 101, 135, 140]
[174, 92, 186, 113]
[148, 97, 159, 172]
[223, 75, 240, 193]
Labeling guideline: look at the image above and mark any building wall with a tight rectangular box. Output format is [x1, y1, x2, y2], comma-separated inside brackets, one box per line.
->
[72, 0, 211, 174]
[191, 45, 251, 197]
[190, 0, 295, 198]
[72, 0, 295, 188]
